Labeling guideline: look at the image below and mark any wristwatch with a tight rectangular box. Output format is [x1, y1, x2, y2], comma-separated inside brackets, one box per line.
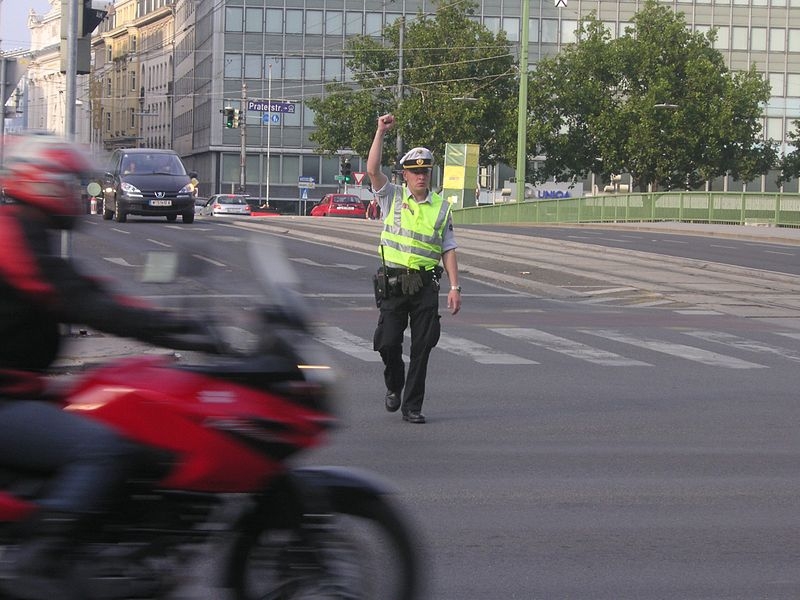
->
[451, 285, 462, 293]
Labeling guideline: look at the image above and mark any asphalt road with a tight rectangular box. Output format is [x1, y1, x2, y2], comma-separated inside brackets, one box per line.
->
[67, 216, 800, 599]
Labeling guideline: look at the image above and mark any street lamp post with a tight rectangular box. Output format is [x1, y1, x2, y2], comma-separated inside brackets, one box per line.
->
[265, 62, 272, 205]
[516, 0, 530, 204]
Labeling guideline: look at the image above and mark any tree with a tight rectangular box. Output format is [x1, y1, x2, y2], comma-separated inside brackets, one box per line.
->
[778, 120, 800, 186]
[307, 1, 517, 167]
[526, 0, 775, 191]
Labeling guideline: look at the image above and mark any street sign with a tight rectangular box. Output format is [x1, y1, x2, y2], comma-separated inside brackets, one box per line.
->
[262, 113, 281, 124]
[555, 0, 567, 6]
[301, 188, 308, 199]
[298, 176, 315, 190]
[353, 172, 366, 185]
[334, 175, 346, 182]
[248, 99, 296, 114]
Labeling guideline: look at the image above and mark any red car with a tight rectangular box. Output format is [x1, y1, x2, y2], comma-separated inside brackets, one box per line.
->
[309, 194, 367, 218]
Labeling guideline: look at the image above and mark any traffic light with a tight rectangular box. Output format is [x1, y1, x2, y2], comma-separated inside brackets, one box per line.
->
[233, 109, 241, 129]
[224, 107, 235, 128]
[341, 160, 352, 183]
[60, 0, 108, 74]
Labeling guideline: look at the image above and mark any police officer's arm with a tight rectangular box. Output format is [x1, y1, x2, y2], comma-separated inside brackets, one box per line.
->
[367, 114, 394, 193]
[443, 249, 461, 316]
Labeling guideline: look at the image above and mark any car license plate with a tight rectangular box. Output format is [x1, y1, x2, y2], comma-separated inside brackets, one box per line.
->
[341, 206, 354, 210]
[150, 199, 172, 206]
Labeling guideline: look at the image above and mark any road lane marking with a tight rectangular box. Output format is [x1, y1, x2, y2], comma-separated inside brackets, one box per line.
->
[191, 254, 227, 267]
[582, 329, 765, 369]
[430, 333, 537, 364]
[315, 327, 383, 362]
[147, 238, 171, 247]
[682, 330, 800, 363]
[764, 250, 795, 256]
[491, 328, 650, 366]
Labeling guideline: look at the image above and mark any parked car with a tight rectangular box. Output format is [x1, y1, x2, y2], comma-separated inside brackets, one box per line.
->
[309, 194, 367, 218]
[102, 148, 196, 223]
[244, 197, 281, 216]
[200, 194, 252, 217]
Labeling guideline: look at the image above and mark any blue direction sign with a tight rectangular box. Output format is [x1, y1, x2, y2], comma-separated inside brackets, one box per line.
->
[262, 113, 281, 124]
[248, 99, 296, 113]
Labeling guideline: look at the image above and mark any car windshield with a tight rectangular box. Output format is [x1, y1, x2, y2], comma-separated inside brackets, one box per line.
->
[126, 154, 187, 176]
[219, 196, 247, 204]
[333, 196, 360, 204]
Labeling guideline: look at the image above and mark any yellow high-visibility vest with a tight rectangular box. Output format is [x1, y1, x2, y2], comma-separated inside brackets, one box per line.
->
[379, 186, 451, 270]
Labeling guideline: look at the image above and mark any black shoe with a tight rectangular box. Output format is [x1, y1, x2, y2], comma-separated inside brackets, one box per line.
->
[402, 411, 426, 424]
[384, 391, 401, 412]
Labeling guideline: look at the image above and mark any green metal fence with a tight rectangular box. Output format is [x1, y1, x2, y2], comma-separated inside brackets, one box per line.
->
[451, 192, 800, 228]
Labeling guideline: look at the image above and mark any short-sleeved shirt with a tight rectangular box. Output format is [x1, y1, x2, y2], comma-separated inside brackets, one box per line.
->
[373, 180, 458, 253]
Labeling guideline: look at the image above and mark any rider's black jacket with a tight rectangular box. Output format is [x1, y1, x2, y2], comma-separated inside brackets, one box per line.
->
[0, 203, 197, 389]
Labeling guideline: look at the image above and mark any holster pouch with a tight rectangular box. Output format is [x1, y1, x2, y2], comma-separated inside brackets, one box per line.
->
[373, 269, 389, 307]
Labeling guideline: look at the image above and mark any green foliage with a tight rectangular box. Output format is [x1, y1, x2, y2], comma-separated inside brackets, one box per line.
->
[778, 120, 800, 185]
[307, 0, 516, 166]
[527, 0, 775, 191]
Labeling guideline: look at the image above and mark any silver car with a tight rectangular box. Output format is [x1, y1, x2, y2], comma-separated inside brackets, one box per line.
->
[200, 194, 252, 217]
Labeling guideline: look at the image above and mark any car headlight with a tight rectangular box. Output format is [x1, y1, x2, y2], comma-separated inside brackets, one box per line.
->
[178, 183, 193, 195]
[120, 181, 143, 197]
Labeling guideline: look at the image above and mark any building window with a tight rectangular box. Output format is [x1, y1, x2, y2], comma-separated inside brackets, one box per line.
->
[789, 29, 800, 52]
[732, 27, 748, 50]
[483, 17, 500, 34]
[503, 17, 519, 43]
[325, 11, 343, 36]
[245, 8, 263, 33]
[129, 108, 135, 129]
[541, 19, 558, 44]
[267, 9, 284, 33]
[366, 13, 383, 36]
[265, 59, 282, 79]
[245, 54, 262, 79]
[346, 11, 363, 36]
[105, 112, 111, 132]
[306, 11, 323, 35]
[769, 72, 785, 96]
[284, 57, 302, 79]
[225, 7, 243, 32]
[324, 57, 342, 81]
[770, 28, 786, 52]
[751, 27, 767, 51]
[561, 20, 577, 45]
[224, 53, 242, 78]
[528, 19, 540, 43]
[787, 73, 800, 96]
[130, 69, 136, 91]
[766, 117, 783, 141]
[306, 57, 322, 80]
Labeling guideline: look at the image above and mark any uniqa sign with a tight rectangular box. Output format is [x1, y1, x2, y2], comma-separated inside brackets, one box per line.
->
[536, 190, 571, 199]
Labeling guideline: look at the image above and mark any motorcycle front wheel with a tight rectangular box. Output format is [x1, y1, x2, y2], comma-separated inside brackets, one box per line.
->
[227, 490, 421, 600]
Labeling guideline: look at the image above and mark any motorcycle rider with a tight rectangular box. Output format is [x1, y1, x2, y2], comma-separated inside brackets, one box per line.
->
[0, 133, 212, 600]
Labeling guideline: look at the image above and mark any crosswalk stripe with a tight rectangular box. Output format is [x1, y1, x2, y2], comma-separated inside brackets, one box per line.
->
[582, 329, 766, 369]
[315, 326, 382, 362]
[682, 330, 800, 363]
[432, 332, 537, 365]
[491, 328, 650, 366]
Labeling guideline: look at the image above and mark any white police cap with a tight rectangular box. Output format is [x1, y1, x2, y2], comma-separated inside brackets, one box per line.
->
[400, 147, 434, 170]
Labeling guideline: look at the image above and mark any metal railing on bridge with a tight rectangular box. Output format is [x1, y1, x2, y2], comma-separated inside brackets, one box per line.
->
[451, 192, 800, 228]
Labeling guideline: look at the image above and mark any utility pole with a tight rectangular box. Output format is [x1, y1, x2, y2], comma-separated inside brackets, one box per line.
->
[396, 16, 404, 168]
[515, 0, 530, 205]
[65, 0, 78, 140]
[239, 82, 247, 193]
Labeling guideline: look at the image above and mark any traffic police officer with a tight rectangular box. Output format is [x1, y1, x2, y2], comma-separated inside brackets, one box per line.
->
[366, 113, 462, 424]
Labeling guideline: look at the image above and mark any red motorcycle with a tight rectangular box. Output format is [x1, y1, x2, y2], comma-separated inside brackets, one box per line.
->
[0, 239, 420, 599]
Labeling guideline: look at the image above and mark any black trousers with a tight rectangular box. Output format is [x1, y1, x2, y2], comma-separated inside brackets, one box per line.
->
[0, 400, 146, 516]
[373, 283, 441, 413]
